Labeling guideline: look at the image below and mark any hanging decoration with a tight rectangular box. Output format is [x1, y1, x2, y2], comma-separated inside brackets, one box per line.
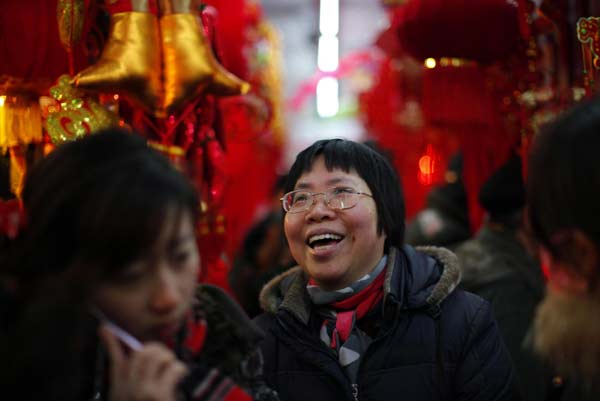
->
[0, 93, 43, 197]
[394, 0, 522, 63]
[159, 12, 250, 117]
[73, 1, 250, 118]
[389, 0, 535, 232]
[577, 17, 600, 96]
[1, 0, 285, 293]
[0, 94, 43, 152]
[73, 9, 163, 114]
[0, 0, 89, 95]
[417, 144, 441, 186]
[44, 75, 121, 145]
[57, 0, 86, 74]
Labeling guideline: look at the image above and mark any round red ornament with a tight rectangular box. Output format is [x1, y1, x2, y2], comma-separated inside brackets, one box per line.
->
[395, 0, 522, 63]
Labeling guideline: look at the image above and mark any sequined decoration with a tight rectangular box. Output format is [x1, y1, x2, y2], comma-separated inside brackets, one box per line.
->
[57, 0, 85, 52]
[577, 17, 600, 94]
[45, 75, 120, 145]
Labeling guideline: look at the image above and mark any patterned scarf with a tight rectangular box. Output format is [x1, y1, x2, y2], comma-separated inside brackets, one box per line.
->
[307, 256, 387, 382]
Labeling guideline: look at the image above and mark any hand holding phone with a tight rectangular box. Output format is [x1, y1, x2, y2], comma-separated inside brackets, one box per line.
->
[91, 306, 188, 401]
[99, 326, 188, 401]
[90, 307, 143, 352]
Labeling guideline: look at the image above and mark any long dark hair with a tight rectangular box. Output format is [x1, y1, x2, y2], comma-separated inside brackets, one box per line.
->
[7, 129, 198, 300]
[0, 129, 199, 400]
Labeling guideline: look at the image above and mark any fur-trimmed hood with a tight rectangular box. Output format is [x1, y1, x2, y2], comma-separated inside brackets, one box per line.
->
[259, 245, 461, 324]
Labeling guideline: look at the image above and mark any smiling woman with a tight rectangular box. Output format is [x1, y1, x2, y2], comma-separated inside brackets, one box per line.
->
[283, 156, 384, 291]
[253, 138, 521, 401]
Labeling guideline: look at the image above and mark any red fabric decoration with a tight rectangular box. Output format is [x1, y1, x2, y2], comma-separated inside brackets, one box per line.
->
[0, 198, 25, 239]
[105, 0, 158, 14]
[391, 1, 527, 231]
[395, 0, 522, 63]
[358, 54, 461, 219]
[202, 0, 254, 79]
[422, 65, 494, 125]
[221, 138, 281, 259]
[0, 0, 89, 92]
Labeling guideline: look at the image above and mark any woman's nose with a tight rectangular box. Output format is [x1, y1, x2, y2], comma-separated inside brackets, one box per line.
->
[150, 267, 181, 314]
[305, 193, 335, 221]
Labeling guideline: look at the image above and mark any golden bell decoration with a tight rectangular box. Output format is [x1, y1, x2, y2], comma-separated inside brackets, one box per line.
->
[73, 7, 250, 118]
[73, 12, 163, 113]
[46, 75, 120, 145]
[159, 13, 250, 117]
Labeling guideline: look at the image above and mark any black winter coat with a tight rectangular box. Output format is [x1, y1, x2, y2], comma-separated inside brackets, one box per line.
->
[455, 225, 549, 401]
[254, 245, 520, 401]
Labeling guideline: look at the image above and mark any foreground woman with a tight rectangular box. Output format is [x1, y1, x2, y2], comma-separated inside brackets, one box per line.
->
[0, 129, 276, 401]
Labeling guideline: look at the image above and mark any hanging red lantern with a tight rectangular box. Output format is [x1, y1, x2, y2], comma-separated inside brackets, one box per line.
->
[395, 0, 522, 63]
[417, 144, 442, 186]
[0, 0, 90, 94]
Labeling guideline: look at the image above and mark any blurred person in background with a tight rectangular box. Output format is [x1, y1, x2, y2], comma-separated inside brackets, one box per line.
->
[455, 153, 549, 401]
[405, 152, 471, 251]
[527, 99, 600, 401]
[230, 175, 295, 318]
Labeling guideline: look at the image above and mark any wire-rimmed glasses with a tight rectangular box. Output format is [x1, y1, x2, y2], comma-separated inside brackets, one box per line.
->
[280, 187, 373, 213]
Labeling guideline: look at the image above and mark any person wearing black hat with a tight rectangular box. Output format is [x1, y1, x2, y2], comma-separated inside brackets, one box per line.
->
[405, 152, 471, 251]
[455, 152, 550, 401]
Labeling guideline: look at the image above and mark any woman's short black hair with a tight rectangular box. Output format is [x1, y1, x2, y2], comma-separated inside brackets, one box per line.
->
[8, 128, 198, 296]
[284, 138, 405, 250]
[527, 98, 600, 256]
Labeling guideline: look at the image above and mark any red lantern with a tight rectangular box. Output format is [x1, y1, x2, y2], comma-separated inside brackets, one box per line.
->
[395, 0, 522, 63]
[0, 0, 90, 94]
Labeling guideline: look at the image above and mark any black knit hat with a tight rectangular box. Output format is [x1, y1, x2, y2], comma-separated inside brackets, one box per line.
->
[478, 153, 525, 216]
[426, 152, 469, 225]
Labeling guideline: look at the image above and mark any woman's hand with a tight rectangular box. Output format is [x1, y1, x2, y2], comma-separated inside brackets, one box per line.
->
[100, 326, 188, 401]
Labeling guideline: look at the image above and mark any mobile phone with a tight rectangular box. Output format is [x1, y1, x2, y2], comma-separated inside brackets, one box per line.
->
[90, 306, 143, 351]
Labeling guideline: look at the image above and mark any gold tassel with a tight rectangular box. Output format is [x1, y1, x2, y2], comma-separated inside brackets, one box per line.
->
[0, 94, 43, 152]
[9, 146, 27, 198]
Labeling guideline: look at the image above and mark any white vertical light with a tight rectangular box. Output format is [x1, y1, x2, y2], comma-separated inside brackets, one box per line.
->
[317, 36, 339, 72]
[319, 0, 339, 36]
[317, 0, 339, 118]
[316, 77, 339, 118]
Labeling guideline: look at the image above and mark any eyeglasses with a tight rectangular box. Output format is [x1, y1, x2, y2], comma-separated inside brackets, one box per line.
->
[280, 187, 373, 213]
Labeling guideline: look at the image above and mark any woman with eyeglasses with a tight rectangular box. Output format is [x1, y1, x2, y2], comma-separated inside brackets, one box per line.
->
[253, 139, 520, 401]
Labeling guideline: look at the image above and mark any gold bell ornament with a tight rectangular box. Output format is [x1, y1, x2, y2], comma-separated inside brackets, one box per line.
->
[158, 0, 250, 117]
[73, 0, 162, 113]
